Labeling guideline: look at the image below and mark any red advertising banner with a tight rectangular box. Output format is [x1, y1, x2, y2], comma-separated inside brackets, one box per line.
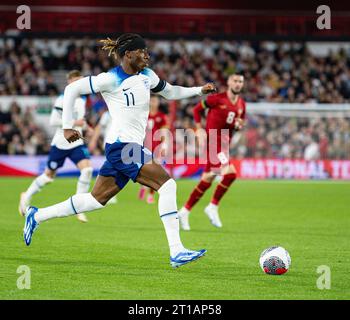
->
[231, 159, 350, 180]
[165, 159, 350, 180]
[1, 156, 350, 180]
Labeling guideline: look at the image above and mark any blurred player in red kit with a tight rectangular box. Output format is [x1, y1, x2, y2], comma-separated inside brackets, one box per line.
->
[178, 74, 246, 230]
[139, 95, 169, 204]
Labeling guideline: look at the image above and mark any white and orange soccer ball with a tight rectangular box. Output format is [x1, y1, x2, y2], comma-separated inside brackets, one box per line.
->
[259, 246, 291, 275]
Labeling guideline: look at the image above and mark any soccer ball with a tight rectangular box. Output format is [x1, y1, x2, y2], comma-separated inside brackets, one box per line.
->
[259, 246, 291, 275]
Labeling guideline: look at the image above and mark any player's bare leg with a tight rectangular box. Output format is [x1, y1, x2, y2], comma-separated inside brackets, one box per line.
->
[19, 168, 55, 216]
[90, 175, 121, 205]
[136, 161, 206, 268]
[178, 171, 215, 230]
[204, 164, 237, 228]
[23, 175, 120, 246]
[75, 159, 94, 223]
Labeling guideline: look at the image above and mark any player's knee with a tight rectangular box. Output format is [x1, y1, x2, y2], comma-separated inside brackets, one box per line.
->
[80, 167, 93, 180]
[202, 173, 215, 183]
[224, 164, 237, 175]
[158, 178, 176, 195]
[44, 170, 55, 180]
[42, 172, 54, 183]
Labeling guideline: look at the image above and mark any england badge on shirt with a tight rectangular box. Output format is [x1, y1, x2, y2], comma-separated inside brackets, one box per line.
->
[143, 79, 150, 90]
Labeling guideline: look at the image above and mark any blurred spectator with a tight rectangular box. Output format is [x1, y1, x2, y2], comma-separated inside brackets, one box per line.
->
[304, 137, 320, 161]
[0, 102, 50, 155]
[2, 38, 350, 102]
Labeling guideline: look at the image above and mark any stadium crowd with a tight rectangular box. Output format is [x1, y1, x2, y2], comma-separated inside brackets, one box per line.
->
[1, 38, 350, 102]
[0, 102, 49, 155]
[232, 116, 350, 160]
[0, 37, 350, 159]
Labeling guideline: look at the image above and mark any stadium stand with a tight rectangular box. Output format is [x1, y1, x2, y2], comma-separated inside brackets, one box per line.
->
[1, 38, 350, 159]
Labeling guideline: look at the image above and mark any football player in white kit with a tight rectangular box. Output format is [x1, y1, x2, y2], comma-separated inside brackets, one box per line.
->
[89, 110, 112, 152]
[23, 34, 216, 268]
[88, 110, 117, 204]
[19, 70, 92, 223]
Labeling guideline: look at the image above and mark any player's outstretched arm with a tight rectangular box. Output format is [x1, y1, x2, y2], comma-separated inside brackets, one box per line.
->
[157, 82, 216, 100]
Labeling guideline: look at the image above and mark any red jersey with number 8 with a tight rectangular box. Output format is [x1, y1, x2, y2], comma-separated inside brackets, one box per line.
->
[193, 92, 246, 172]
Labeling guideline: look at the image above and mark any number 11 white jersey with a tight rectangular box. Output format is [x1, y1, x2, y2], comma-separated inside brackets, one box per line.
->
[89, 66, 165, 146]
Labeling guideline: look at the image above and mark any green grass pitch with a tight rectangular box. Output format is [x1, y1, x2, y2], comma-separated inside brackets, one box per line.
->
[0, 177, 349, 300]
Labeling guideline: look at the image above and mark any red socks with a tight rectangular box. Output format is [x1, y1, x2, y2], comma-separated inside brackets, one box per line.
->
[184, 173, 237, 210]
[184, 180, 212, 210]
[211, 173, 237, 205]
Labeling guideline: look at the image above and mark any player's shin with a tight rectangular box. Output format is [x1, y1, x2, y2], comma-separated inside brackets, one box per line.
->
[34, 193, 104, 223]
[157, 179, 185, 256]
[184, 179, 212, 210]
[76, 167, 93, 193]
[211, 173, 237, 205]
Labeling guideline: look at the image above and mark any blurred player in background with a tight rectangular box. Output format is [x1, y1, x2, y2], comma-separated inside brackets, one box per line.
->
[19, 70, 92, 223]
[23, 33, 216, 268]
[89, 110, 112, 152]
[139, 95, 169, 204]
[178, 74, 246, 230]
[88, 109, 117, 204]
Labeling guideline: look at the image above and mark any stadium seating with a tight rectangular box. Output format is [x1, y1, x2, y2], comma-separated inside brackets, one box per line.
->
[1, 39, 350, 159]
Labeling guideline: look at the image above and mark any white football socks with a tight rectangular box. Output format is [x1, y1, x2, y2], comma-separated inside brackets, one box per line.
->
[24, 173, 53, 203]
[158, 179, 185, 257]
[76, 167, 93, 194]
[34, 193, 104, 223]
[208, 202, 218, 210]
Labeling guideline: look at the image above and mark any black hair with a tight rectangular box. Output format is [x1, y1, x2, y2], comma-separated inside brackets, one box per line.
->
[100, 33, 145, 59]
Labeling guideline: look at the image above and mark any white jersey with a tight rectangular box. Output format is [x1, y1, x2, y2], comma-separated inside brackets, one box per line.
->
[62, 66, 203, 141]
[50, 94, 87, 150]
[90, 67, 165, 145]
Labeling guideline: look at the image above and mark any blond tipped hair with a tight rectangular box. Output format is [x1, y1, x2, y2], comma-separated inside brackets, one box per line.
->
[100, 37, 118, 59]
[100, 33, 144, 62]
